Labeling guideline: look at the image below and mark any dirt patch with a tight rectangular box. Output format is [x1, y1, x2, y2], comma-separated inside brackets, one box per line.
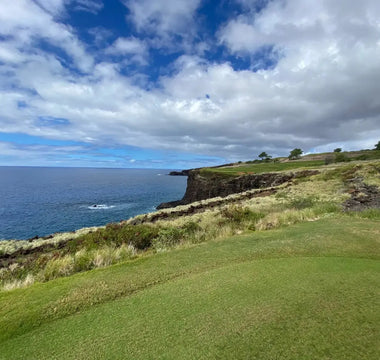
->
[344, 177, 380, 211]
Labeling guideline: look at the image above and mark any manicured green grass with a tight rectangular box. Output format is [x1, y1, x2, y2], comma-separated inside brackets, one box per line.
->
[2, 257, 378, 360]
[0, 216, 379, 359]
[201, 160, 325, 176]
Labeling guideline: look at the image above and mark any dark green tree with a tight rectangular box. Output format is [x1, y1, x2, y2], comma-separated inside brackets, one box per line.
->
[258, 152, 272, 161]
[375, 141, 380, 150]
[288, 148, 303, 160]
[334, 148, 342, 153]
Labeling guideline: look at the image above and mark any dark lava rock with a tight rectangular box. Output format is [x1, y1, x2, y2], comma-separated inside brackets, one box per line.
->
[344, 177, 380, 211]
[168, 170, 190, 176]
[157, 169, 319, 209]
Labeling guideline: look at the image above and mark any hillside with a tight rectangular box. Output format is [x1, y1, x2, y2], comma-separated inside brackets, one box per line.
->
[0, 156, 379, 359]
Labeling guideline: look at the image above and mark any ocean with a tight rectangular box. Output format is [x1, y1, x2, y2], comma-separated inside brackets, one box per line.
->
[0, 167, 187, 240]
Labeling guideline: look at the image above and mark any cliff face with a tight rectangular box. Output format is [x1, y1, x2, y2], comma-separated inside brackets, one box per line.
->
[157, 169, 319, 209]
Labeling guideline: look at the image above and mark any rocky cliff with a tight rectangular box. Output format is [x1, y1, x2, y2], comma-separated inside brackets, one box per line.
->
[157, 169, 319, 209]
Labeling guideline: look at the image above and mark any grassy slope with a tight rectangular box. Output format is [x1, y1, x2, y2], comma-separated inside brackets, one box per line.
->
[0, 215, 379, 359]
[201, 149, 380, 176]
[201, 160, 325, 176]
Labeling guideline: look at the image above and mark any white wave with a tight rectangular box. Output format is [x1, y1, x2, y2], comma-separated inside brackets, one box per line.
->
[88, 204, 115, 210]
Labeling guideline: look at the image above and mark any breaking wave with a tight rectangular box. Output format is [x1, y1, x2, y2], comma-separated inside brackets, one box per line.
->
[88, 204, 115, 210]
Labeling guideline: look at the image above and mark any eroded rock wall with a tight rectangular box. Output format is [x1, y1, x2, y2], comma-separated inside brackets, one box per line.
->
[157, 169, 319, 209]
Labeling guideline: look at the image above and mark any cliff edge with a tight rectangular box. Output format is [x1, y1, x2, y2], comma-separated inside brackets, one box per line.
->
[157, 169, 319, 209]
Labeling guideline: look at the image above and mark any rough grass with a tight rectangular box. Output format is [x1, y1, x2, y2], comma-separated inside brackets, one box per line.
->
[0, 216, 379, 359]
[0, 226, 100, 256]
[201, 160, 325, 176]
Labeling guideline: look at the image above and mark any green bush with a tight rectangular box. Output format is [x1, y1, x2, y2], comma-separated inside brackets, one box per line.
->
[324, 155, 334, 165]
[153, 228, 186, 250]
[355, 154, 369, 161]
[67, 223, 159, 252]
[73, 250, 94, 272]
[335, 153, 350, 163]
[221, 206, 265, 225]
[42, 255, 74, 281]
[182, 221, 201, 234]
[119, 224, 160, 250]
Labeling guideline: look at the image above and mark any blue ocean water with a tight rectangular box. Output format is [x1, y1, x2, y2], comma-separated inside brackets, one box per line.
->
[0, 167, 187, 240]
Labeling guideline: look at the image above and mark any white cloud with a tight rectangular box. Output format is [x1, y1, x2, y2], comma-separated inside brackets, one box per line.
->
[105, 37, 148, 65]
[34, 0, 103, 16]
[123, 0, 202, 52]
[125, 0, 201, 34]
[72, 0, 103, 14]
[88, 27, 113, 46]
[34, 0, 66, 16]
[0, 0, 93, 72]
[220, 0, 380, 54]
[1, 0, 380, 165]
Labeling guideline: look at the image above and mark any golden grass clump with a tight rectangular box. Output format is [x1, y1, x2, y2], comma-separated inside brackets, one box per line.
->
[40, 255, 75, 282]
[2, 274, 35, 292]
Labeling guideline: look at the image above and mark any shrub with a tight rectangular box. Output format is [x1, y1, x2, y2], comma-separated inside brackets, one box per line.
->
[70, 224, 159, 252]
[120, 224, 159, 250]
[324, 155, 334, 165]
[182, 221, 201, 234]
[92, 244, 135, 268]
[74, 249, 94, 272]
[334, 148, 342, 153]
[221, 206, 265, 226]
[153, 228, 186, 250]
[355, 154, 369, 161]
[335, 153, 350, 163]
[41, 255, 74, 281]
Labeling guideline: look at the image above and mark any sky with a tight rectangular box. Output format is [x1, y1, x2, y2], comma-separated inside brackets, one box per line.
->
[0, 0, 380, 169]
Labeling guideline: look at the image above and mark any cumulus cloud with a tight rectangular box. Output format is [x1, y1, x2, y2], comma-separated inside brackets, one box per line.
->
[0, 0, 93, 72]
[123, 0, 202, 52]
[124, 0, 201, 34]
[105, 37, 148, 65]
[0, 0, 380, 166]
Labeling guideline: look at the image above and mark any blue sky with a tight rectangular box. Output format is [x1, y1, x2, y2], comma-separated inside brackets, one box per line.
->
[0, 0, 380, 168]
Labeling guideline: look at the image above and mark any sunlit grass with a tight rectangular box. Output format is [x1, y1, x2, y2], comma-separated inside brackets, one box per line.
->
[0, 216, 379, 359]
[201, 159, 325, 176]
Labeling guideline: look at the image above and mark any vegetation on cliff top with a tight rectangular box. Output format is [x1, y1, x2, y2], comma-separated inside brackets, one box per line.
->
[201, 149, 380, 176]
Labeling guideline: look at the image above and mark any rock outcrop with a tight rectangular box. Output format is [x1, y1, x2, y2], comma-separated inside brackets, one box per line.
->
[157, 169, 319, 209]
[344, 177, 380, 211]
[168, 170, 191, 176]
